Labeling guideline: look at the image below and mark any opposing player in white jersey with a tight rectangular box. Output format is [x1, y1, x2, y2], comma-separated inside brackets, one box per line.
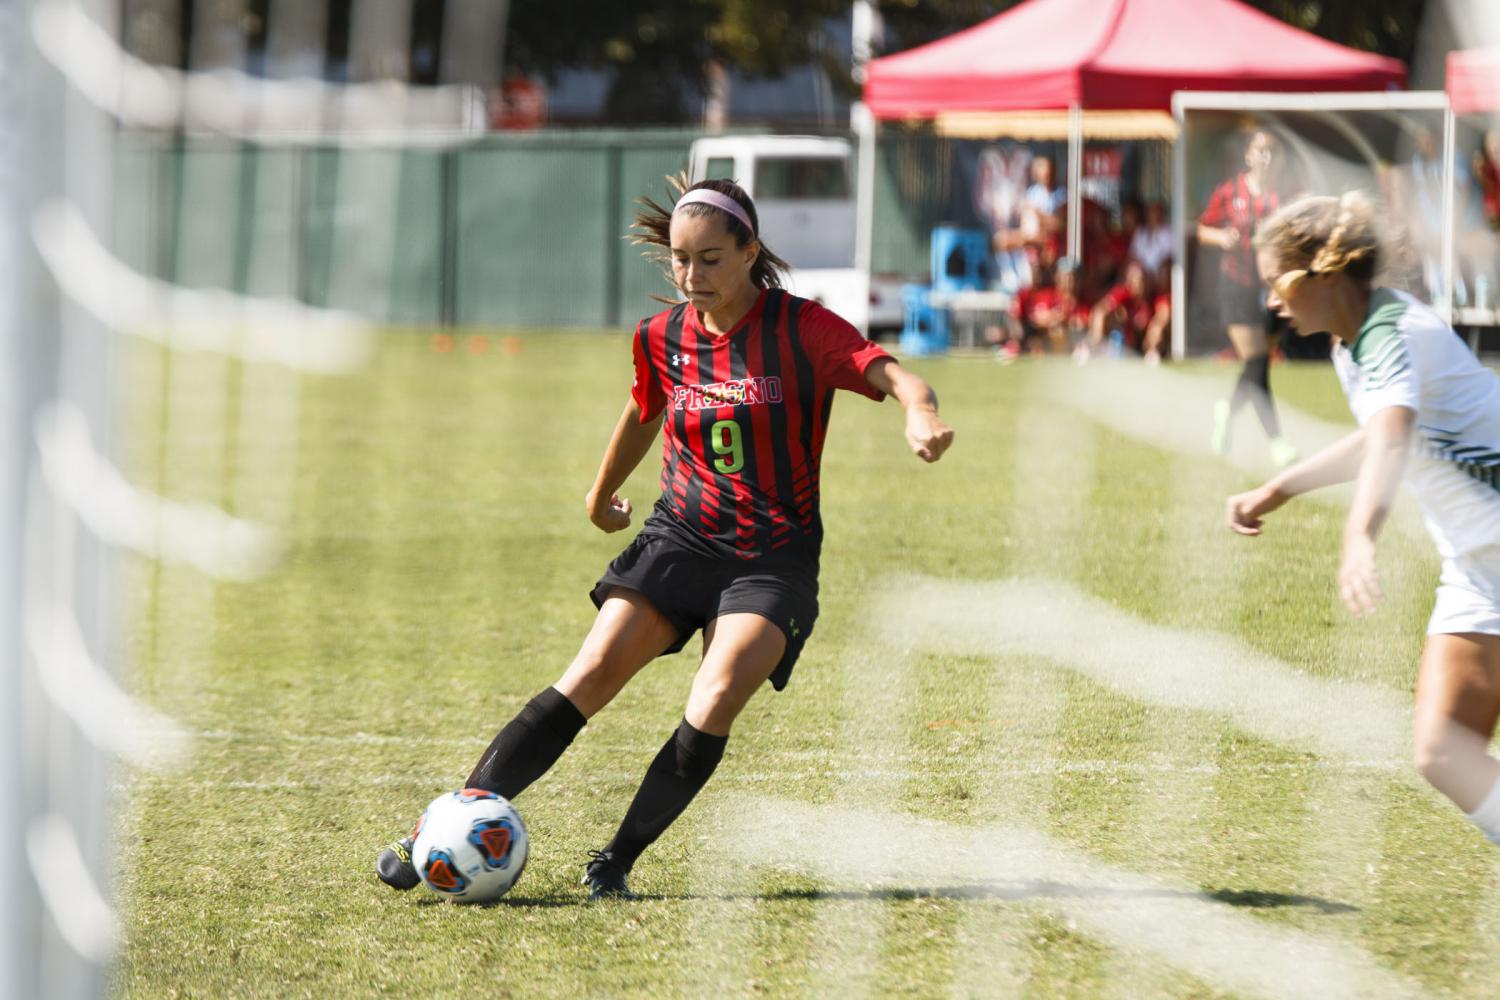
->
[1226, 191, 1500, 846]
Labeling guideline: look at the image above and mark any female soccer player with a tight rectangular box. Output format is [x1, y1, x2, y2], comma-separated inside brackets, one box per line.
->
[1198, 128, 1298, 466]
[1227, 191, 1500, 846]
[377, 176, 954, 898]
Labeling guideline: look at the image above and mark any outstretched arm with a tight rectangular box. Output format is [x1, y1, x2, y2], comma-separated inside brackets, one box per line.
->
[1338, 405, 1414, 615]
[585, 396, 665, 532]
[863, 357, 954, 463]
[1196, 223, 1238, 250]
[1225, 426, 1369, 535]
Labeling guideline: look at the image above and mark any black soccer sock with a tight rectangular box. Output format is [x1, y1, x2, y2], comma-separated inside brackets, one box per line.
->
[603, 719, 728, 870]
[465, 687, 587, 800]
[1239, 353, 1281, 437]
[1228, 354, 1256, 414]
[1228, 353, 1281, 434]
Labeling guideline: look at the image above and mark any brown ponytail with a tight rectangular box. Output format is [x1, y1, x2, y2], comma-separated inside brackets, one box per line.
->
[1254, 191, 1382, 294]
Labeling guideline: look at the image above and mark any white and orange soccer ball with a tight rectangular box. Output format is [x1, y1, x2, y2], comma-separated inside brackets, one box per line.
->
[411, 788, 529, 903]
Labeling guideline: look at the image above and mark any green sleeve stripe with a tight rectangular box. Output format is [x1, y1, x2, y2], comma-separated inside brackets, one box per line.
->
[1351, 289, 1410, 368]
[1361, 334, 1407, 372]
[1366, 356, 1410, 371]
[1368, 367, 1410, 389]
[1359, 335, 1410, 380]
[1363, 362, 1411, 389]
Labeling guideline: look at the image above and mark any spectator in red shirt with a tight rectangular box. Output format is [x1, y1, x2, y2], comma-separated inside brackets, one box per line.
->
[1078, 260, 1153, 360]
[1198, 128, 1297, 466]
[1004, 255, 1087, 358]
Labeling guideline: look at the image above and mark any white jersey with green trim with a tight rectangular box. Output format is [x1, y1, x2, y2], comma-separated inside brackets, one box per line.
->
[1331, 287, 1500, 559]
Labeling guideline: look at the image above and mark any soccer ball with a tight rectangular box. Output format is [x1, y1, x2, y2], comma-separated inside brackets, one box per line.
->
[411, 788, 529, 903]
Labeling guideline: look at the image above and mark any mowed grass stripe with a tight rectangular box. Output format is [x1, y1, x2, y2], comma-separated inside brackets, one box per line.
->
[951, 396, 1090, 992]
[806, 640, 922, 999]
[872, 575, 1412, 769]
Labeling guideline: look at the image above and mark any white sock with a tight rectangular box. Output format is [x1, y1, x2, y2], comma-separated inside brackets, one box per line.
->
[1466, 776, 1500, 845]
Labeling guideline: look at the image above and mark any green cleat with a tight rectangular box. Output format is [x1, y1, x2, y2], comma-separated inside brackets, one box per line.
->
[1211, 400, 1232, 455]
[1269, 437, 1299, 468]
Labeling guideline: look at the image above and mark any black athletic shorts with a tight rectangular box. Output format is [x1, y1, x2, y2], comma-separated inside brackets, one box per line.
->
[589, 531, 819, 692]
[1219, 278, 1270, 329]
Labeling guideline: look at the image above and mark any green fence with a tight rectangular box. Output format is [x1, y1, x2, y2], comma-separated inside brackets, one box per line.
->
[116, 127, 938, 331]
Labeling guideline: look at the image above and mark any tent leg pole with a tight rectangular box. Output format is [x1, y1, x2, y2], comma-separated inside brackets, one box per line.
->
[1067, 103, 1082, 265]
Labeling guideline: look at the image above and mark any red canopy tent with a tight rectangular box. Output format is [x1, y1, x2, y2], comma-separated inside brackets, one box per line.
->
[865, 0, 1405, 118]
[1447, 46, 1500, 115]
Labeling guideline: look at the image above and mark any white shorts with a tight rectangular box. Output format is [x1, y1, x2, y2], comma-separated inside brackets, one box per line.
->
[1428, 545, 1500, 636]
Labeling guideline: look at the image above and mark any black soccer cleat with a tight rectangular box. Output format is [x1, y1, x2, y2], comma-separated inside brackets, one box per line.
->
[581, 849, 633, 900]
[376, 836, 421, 891]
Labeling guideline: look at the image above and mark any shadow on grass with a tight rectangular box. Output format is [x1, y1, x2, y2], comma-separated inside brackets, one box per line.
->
[1203, 887, 1357, 914]
[409, 893, 583, 909]
[416, 882, 1355, 913]
[758, 882, 1356, 914]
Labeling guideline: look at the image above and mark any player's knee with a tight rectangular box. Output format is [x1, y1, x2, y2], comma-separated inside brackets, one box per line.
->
[1414, 746, 1448, 788]
[1414, 730, 1460, 789]
[556, 650, 632, 713]
[688, 680, 738, 722]
[687, 668, 761, 734]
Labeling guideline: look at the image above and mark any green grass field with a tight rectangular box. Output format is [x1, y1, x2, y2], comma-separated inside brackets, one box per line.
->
[116, 332, 1500, 999]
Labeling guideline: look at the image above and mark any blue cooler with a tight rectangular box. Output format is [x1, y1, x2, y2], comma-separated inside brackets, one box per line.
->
[930, 226, 992, 293]
[899, 284, 949, 356]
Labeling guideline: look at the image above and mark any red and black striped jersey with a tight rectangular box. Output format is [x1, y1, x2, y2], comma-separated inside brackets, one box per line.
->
[630, 288, 890, 564]
[1198, 172, 1280, 288]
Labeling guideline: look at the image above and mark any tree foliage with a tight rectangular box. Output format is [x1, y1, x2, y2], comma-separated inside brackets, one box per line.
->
[874, 0, 1429, 65]
[505, 0, 1431, 124]
[506, 1, 850, 122]
[1241, 0, 1428, 67]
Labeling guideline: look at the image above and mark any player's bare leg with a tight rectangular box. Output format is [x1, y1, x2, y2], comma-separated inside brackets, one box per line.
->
[584, 614, 785, 899]
[1413, 633, 1500, 842]
[553, 589, 683, 718]
[685, 613, 788, 735]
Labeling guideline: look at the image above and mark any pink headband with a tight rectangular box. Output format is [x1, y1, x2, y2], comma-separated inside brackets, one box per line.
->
[673, 188, 755, 235]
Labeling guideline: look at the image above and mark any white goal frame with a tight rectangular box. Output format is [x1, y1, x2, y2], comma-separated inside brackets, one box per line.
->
[1170, 89, 1455, 360]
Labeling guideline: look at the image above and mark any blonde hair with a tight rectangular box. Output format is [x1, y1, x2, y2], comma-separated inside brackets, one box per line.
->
[631, 172, 790, 300]
[1252, 190, 1381, 297]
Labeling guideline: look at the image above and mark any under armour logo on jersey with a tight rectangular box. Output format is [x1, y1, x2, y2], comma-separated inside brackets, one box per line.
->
[670, 353, 688, 367]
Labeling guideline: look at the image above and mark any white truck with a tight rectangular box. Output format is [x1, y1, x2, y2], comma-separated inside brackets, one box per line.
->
[686, 135, 902, 335]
